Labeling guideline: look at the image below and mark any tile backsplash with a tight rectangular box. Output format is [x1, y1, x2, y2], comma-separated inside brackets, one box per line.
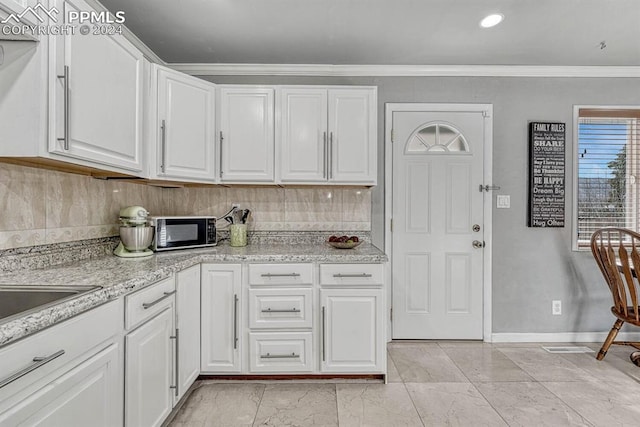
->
[0, 163, 371, 250]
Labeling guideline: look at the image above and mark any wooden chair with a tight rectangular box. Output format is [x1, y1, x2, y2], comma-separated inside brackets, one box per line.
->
[591, 227, 640, 360]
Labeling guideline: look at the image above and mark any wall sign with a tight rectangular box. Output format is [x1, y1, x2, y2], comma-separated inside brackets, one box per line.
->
[528, 122, 566, 227]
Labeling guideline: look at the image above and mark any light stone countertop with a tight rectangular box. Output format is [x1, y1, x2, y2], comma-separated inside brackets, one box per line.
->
[0, 242, 387, 347]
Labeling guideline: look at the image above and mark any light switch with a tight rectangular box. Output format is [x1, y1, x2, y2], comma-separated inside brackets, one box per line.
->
[497, 195, 510, 209]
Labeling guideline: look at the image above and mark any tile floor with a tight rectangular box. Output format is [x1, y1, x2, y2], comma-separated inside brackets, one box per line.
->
[168, 341, 640, 426]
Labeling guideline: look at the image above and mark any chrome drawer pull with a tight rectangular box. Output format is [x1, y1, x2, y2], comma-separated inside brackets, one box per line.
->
[260, 273, 301, 278]
[0, 349, 65, 389]
[142, 290, 176, 309]
[169, 328, 179, 397]
[261, 308, 301, 313]
[233, 294, 239, 349]
[333, 273, 373, 278]
[260, 352, 299, 359]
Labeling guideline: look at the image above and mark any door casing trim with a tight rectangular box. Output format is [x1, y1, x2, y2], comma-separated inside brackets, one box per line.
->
[384, 103, 494, 342]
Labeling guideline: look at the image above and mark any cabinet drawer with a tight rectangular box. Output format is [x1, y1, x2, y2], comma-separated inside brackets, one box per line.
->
[0, 300, 121, 402]
[248, 264, 313, 286]
[249, 289, 312, 329]
[125, 276, 175, 330]
[249, 332, 313, 373]
[320, 264, 383, 286]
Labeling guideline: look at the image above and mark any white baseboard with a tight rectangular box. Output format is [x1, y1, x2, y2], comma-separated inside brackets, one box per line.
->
[490, 332, 640, 343]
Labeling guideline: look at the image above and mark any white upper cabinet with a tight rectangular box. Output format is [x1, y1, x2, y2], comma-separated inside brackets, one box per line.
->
[151, 65, 216, 182]
[218, 86, 275, 182]
[49, 0, 144, 174]
[278, 88, 328, 182]
[278, 87, 377, 185]
[328, 88, 376, 184]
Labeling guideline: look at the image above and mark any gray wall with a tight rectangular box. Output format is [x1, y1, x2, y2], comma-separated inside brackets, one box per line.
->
[202, 74, 640, 334]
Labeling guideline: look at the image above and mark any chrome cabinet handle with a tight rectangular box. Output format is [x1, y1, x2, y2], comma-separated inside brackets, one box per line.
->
[0, 350, 65, 389]
[169, 328, 179, 397]
[219, 131, 224, 178]
[260, 352, 299, 359]
[260, 273, 301, 278]
[233, 294, 238, 349]
[323, 131, 327, 179]
[160, 119, 167, 173]
[142, 290, 176, 309]
[333, 273, 373, 278]
[261, 308, 301, 313]
[329, 132, 333, 179]
[321, 306, 326, 362]
[57, 65, 70, 150]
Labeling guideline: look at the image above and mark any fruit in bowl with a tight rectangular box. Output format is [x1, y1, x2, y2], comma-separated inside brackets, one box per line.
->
[327, 235, 362, 249]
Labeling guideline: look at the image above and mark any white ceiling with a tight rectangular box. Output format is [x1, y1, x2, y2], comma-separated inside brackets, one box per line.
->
[100, 0, 640, 66]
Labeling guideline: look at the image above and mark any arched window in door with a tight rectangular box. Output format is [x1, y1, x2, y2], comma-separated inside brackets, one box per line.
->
[405, 122, 469, 154]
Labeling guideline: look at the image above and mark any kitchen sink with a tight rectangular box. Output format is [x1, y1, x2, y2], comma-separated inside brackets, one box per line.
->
[0, 285, 102, 324]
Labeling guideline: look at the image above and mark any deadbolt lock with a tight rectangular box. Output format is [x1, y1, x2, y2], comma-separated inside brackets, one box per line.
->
[472, 240, 485, 249]
[472, 224, 481, 232]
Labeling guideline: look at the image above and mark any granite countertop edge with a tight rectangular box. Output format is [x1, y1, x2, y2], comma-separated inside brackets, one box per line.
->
[0, 243, 387, 347]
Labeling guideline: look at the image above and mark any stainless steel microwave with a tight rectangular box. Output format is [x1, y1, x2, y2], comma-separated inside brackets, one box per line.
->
[148, 216, 217, 251]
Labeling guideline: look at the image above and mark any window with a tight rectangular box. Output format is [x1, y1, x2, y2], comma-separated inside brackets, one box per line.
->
[574, 107, 640, 249]
[406, 122, 469, 154]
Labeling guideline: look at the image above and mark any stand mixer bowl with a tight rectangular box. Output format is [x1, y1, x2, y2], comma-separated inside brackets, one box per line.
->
[119, 226, 154, 252]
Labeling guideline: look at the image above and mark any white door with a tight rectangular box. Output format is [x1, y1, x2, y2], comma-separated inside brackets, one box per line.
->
[156, 66, 216, 182]
[125, 308, 174, 427]
[219, 87, 274, 182]
[51, 0, 144, 173]
[200, 264, 242, 372]
[175, 265, 201, 403]
[328, 88, 377, 184]
[320, 289, 384, 373]
[278, 87, 328, 182]
[392, 107, 488, 339]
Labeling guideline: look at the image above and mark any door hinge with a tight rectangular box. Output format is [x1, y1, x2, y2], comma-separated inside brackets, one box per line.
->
[482, 110, 490, 118]
[390, 218, 393, 232]
[391, 129, 394, 143]
[390, 307, 393, 321]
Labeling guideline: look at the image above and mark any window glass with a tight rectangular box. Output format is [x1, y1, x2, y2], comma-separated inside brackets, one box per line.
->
[575, 108, 640, 248]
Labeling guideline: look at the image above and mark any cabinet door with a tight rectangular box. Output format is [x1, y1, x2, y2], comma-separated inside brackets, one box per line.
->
[328, 88, 377, 184]
[201, 264, 242, 372]
[219, 87, 274, 182]
[125, 308, 174, 427]
[175, 265, 201, 403]
[156, 66, 216, 182]
[50, 0, 144, 173]
[0, 343, 122, 427]
[320, 289, 384, 373]
[278, 88, 328, 182]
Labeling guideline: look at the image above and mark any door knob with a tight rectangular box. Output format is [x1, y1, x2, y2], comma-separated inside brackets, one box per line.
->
[472, 240, 485, 249]
[472, 224, 481, 232]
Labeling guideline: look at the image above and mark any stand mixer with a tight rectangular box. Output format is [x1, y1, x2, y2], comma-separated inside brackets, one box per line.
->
[114, 206, 154, 258]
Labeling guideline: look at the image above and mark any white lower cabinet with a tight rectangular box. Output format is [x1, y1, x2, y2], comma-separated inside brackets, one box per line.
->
[320, 288, 385, 373]
[124, 277, 176, 427]
[201, 264, 242, 373]
[249, 332, 313, 373]
[176, 265, 201, 403]
[0, 301, 123, 427]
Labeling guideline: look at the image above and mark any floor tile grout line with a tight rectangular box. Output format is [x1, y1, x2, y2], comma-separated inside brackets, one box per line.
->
[251, 383, 267, 427]
[334, 383, 340, 427]
[536, 381, 597, 427]
[388, 345, 426, 427]
[436, 342, 474, 384]
[468, 381, 512, 427]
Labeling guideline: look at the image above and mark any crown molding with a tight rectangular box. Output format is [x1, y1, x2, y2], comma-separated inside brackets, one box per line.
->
[169, 63, 640, 78]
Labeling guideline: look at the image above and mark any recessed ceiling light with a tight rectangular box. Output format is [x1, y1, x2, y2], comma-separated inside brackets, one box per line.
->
[480, 13, 504, 28]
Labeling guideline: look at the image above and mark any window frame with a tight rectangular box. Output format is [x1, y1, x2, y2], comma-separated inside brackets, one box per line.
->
[572, 105, 640, 251]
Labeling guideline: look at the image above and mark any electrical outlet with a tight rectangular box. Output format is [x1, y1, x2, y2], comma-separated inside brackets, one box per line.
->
[552, 300, 562, 315]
